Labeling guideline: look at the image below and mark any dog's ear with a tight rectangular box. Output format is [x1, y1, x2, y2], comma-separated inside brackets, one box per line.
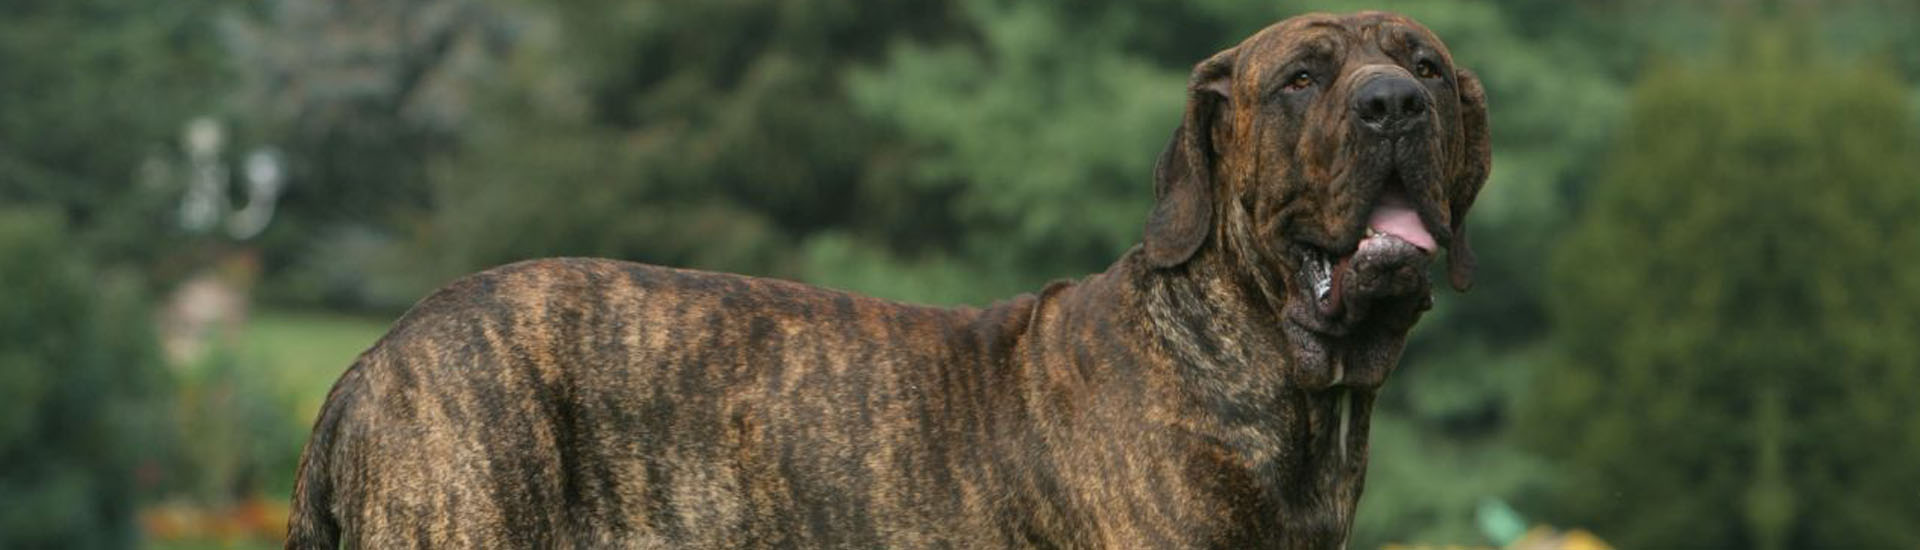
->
[1142, 49, 1235, 269]
[1445, 68, 1491, 291]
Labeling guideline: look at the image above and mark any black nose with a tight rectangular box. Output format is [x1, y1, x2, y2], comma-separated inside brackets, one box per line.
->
[1351, 77, 1430, 136]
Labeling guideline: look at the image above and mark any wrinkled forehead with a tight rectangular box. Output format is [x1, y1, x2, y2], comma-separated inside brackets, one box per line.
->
[1235, 12, 1453, 76]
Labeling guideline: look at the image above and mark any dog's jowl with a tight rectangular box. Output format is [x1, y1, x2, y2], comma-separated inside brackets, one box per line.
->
[287, 11, 1490, 550]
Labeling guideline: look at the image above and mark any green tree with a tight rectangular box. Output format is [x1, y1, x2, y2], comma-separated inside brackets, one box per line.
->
[817, 0, 1193, 303]
[0, 210, 170, 548]
[217, 0, 522, 308]
[0, 0, 227, 275]
[1521, 20, 1920, 549]
[392, 0, 959, 300]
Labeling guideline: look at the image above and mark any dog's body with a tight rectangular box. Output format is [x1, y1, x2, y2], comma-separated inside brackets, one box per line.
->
[288, 12, 1489, 549]
[289, 256, 1338, 548]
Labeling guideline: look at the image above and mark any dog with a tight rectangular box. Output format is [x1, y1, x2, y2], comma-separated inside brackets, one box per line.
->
[286, 11, 1489, 549]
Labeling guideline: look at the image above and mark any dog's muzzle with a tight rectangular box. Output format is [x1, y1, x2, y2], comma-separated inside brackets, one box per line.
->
[1301, 184, 1435, 319]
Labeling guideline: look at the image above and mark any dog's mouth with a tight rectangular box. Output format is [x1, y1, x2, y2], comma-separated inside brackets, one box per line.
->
[1282, 174, 1436, 392]
[1297, 177, 1437, 324]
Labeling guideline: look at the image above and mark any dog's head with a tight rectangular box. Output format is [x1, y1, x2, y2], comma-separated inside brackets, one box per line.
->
[1142, 11, 1489, 395]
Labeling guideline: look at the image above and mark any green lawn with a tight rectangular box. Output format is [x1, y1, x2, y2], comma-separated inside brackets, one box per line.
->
[236, 309, 394, 428]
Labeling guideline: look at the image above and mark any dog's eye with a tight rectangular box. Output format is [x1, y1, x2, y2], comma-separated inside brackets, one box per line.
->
[1414, 60, 1440, 79]
[1284, 70, 1314, 91]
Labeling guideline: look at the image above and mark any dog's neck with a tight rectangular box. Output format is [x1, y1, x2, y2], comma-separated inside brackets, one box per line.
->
[1012, 241, 1291, 399]
[1129, 240, 1323, 458]
[1140, 245, 1293, 391]
[1012, 236, 1317, 437]
[998, 239, 1363, 545]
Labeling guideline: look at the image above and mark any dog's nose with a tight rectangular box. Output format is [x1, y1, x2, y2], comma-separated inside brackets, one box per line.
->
[1351, 77, 1429, 136]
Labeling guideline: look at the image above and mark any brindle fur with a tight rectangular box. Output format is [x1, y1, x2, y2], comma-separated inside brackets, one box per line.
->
[288, 11, 1490, 549]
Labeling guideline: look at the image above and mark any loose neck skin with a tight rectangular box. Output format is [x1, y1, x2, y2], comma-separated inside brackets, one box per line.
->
[1028, 234, 1301, 430]
[989, 239, 1361, 545]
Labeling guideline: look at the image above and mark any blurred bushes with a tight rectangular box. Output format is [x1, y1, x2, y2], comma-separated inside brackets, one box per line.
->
[1521, 19, 1920, 549]
[262, 0, 970, 309]
[0, 4, 223, 546]
[170, 351, 305, 508]
[0, 0, 225, 280]
[0, 210, 170, 548]
[827, 0, 1187, 303]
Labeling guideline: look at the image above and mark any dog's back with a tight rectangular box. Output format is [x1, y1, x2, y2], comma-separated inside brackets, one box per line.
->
[286, 257, 1045, 548]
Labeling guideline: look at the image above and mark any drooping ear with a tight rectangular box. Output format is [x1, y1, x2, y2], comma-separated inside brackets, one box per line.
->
[1446, 68, 1491, 291]
[1142, 49, 1235, 269]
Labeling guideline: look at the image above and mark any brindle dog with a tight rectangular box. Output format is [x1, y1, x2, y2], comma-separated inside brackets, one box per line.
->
[288, 11, 1489, 549]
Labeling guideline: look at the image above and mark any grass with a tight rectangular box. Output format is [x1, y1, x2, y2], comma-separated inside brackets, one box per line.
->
[235, 309, 394, 429]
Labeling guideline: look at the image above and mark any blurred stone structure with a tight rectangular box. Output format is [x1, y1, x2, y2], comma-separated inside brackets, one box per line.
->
[157, 117, 285, 367]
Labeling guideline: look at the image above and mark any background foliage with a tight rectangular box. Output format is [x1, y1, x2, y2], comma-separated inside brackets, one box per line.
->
[1523, 19, 1920, 549]
[0, 209, 169, 548]
[1, 0, 1916, 547]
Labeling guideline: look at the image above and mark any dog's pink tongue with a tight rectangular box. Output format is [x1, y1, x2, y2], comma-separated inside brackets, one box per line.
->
[1367, 193, 1436, 252]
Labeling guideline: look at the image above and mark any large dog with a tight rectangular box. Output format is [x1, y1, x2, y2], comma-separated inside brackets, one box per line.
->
[287, 11, 1489, 549]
